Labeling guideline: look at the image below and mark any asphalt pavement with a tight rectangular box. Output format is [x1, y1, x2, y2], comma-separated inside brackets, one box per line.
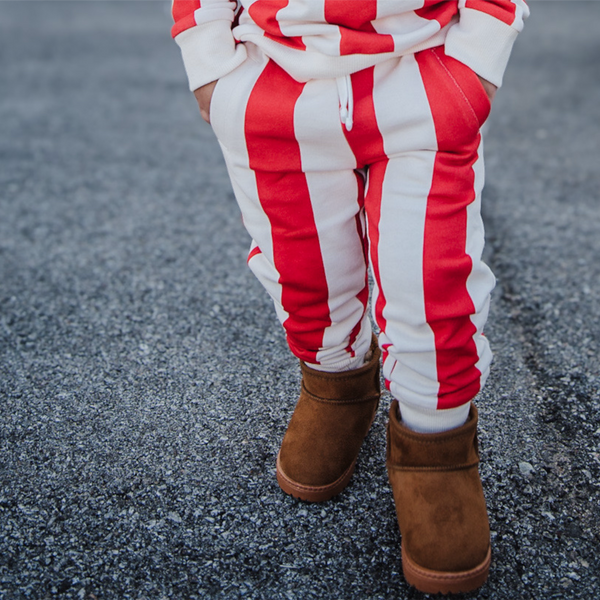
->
[1, 2, 599, 599]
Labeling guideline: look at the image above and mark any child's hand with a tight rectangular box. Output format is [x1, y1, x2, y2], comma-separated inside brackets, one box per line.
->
[194, 81, 218, 124]
[477, 76, 497, 104]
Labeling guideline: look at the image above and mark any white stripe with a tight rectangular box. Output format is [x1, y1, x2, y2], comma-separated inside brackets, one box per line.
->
[193, 2, 235, 26]
[371, 8, 442, 53]
[293, 78, 355, 172]
[376, 1, 428, 20]
[464, 135, 495, 387]
[275, 0, 328, 52]
[372, 53, 438, 154]
[374, 151, 441, 411]
[511, 0, 531, 28]
[370, 55, 440, 410]
[304, 168, 371, 369]
[215, 51, 290, 327]
[294, 80, 371, 369]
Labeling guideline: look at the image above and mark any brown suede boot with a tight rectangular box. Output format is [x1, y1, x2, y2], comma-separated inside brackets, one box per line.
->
[387, 400, 491, 594]
[276, 337, 381, 502]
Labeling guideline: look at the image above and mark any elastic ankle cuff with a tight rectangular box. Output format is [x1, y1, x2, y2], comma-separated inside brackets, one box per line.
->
[398, 401, 471, 434]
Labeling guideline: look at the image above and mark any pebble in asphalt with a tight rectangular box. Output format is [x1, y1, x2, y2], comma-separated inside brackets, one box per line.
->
[1, 2, 599, 599]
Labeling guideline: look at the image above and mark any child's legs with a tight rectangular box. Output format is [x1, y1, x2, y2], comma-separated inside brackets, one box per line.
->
[211, 49, 371, 370]
[211, 44, 495, 422]
[364, 48, 495, 432]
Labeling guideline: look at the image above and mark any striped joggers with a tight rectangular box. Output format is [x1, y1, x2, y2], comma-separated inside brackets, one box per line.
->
[209, 44, 496, 429]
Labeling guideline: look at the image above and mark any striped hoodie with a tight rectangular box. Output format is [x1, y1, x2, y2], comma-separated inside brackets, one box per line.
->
[172, 1, 529, 92]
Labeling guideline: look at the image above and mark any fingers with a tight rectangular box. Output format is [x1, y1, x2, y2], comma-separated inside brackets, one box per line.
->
[193, 80, 218, 124]
[476, 76, 497, 103]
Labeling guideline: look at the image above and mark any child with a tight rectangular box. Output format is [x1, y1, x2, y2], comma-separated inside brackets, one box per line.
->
[172, 0, 529, 594]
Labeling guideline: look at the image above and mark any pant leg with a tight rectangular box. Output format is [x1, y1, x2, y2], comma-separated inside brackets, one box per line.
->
[353, 49, 495, 431]
[209, 45, 372, 370]
[211, 43, 496, 427]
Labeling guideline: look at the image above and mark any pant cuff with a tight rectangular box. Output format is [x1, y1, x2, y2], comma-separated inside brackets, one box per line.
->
[398, 400, 471, 434]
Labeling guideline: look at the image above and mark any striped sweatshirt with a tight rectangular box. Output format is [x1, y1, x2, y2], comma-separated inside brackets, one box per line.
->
[172, 0, 529, 92]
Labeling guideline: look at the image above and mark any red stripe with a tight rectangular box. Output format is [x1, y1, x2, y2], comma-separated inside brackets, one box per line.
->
[415, 1, 458, 27]
[345, 173, 369, 358]
[171, 0, 200, 38]
[465, 0, 517, 26]
[341, 67, 390, 363]
[364, 159, 389, 359]
[324, 0, 394, 55]
[416, 50, 482, 409]
[244, 61, 328, 363]
[353, 171, 369, 272]
[247, 246, 262, 263]
[264, 31, 306, 50]
[324, 0, 377, 30]
[172, 0, 200, 23]
[342, 67, 387, 165]
[249, 0, 306, 50]
[171, 14, 198, 38]
[339, 28, 395, 56]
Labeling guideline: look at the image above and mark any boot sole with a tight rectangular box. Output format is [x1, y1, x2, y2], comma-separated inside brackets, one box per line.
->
[402, 543, 491, 595]
[276, 453, 357, 502]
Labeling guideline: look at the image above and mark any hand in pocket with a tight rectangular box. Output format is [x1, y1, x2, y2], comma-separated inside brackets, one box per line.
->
[476, 76, 497, 104]
[194, 81, 218, 124]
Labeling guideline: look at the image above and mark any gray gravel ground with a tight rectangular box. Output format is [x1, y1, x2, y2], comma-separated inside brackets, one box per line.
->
[1, 2, 599, 599]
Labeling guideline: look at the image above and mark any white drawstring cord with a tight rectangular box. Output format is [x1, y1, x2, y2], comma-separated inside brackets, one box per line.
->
[336, 74, 354, 131]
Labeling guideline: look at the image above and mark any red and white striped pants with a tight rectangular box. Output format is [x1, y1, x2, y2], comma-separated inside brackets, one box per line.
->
[209, 44, 495, 425]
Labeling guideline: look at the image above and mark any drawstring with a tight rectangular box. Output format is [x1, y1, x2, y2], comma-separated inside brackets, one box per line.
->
[336, 74, 354, 131]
